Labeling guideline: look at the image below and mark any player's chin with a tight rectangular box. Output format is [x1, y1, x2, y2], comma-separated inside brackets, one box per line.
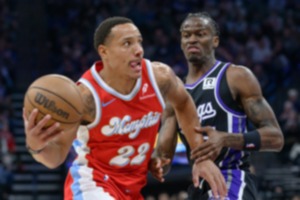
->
[187, 55, 202, 63]
[129, 71, 142, 79]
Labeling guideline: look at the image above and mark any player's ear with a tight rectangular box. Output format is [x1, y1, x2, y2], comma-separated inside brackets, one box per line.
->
[98, 45, 107, 58]
[213, 36, 219, 48]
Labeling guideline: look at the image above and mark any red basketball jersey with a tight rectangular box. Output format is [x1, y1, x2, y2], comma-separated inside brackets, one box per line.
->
[64, 59, 165, 200]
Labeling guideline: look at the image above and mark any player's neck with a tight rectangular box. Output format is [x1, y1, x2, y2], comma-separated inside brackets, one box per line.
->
[186, 58, 216, 84]
[99, 69, 137, 95]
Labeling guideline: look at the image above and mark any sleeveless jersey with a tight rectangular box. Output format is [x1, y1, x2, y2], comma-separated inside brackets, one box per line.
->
[181, 61, 257, 199]
[64, 59, 165, 200]
[179, 61, 250, 170]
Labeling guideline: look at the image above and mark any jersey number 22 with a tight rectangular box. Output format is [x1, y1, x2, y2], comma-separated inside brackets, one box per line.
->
[109, 143, 150, 167]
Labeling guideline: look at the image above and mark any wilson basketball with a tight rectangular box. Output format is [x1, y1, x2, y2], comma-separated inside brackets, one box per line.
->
[24, 74, 83, 131]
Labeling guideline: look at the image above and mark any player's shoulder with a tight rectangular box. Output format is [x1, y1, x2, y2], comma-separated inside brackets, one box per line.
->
[227, 63, 255, 80]
[226, 63, 260, 93]
[150, 61, 174, 80]
[151, 61, 172, 73]
[150, 61, 177, 95]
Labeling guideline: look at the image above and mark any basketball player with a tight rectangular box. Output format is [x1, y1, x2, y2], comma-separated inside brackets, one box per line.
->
[149, 12, 284, 200]
[23, 17, 227, 200]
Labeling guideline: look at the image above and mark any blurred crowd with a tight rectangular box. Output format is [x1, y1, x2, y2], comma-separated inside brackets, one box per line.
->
[0, 0, 17, 199]
[1, 0, 300, 199]
[45, 0, 300, 168]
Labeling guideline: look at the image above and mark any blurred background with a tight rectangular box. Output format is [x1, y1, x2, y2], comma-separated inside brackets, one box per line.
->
[0, 0, 300, 199]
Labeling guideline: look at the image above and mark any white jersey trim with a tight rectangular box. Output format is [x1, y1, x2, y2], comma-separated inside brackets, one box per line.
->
[238, 171, 246, 199]
[185, 61, 221, 90]
[144, 59, 166, 109]
[78, 78, 101, 129]
[91, 63, 141, 101]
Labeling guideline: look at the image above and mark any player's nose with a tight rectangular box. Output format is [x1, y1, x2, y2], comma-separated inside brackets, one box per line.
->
[134, 43, 144, 57]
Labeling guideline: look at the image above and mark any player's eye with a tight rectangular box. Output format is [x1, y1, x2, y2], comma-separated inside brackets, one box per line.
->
[197, 31, 205, 37]
[182, 32, 190, 38]
[124, 41, 131, 46]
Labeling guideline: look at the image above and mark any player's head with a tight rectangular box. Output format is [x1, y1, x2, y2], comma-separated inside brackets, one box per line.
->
[94, 16, 133, 50]
[180, 12, 219, 64]
[94, 17, 144, 79]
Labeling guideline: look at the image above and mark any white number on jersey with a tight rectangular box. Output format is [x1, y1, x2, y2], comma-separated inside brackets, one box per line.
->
[109, 143, 150, 167]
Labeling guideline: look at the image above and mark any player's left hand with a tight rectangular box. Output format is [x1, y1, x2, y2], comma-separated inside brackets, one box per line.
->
[148, 157, 171, 182]
[191, 126, 225, 163]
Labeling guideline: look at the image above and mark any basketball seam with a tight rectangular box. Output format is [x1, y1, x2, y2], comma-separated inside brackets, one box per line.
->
[54, 75, 83, 98]
[26, 95, 79, 124]
[30, 86, 82, 115]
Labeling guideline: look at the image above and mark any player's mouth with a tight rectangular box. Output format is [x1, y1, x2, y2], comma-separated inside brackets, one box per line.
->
[187, 45, 201, 53]
[129, 60, 142, 72]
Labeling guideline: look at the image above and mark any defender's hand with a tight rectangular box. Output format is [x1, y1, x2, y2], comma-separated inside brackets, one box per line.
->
[191, 126, 225, 163]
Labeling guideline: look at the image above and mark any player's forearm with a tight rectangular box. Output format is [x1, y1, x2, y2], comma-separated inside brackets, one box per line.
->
[174, 96, 203, 149]
[155, 112, 177, 174]
[256, 127, 284, 151]
[30, 142, 68, 169]
[242, 95, 284, 151]
[224, 127, 284, 151]
[223, 133, 244, 150]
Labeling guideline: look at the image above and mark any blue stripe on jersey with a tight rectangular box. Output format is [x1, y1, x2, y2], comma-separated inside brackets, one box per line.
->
[233, 116, 240, 133]
[222, 169, 246, 200]
[230, 170, 242, 199]
[221, 116, 245, 169]
[232, 116, 243, 167]
[70, 140, 84, 200]
[70, 164, 84, 200]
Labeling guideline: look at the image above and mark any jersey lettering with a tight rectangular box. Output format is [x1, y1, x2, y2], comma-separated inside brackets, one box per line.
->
[101, 112, 161, 139]
[197, 102, 216, 121]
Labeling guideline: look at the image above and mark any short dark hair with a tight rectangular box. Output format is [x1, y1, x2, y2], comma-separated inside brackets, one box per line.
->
[180, 12, 220, 36]
[93, 16, 133, 50]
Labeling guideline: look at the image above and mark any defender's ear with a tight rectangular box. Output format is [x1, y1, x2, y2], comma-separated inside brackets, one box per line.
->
[213, 36, 219, 48]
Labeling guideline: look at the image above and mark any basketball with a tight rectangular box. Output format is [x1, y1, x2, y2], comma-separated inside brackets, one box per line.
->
[24, 74, 84, 131]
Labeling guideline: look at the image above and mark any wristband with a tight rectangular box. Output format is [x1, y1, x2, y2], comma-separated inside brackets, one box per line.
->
[26, 144, 46, 155]
[243, 130, 261, 151]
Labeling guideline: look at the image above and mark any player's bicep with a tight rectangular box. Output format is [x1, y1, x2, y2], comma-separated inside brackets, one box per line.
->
[77, 84, 95, 124]
[243, 95, 279, 128]
[152, 64, 189, 108]
[231, 67, 278, 128]
[152, 61, 194, 119]
[166, 77, 190, 109]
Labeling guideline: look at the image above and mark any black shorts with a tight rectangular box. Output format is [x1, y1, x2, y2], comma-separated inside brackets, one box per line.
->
[187, 170, 257, 200]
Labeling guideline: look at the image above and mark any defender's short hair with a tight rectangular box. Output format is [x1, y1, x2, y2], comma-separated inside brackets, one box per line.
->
[93, 16, 133, 50]
[180, 12, 220, 36]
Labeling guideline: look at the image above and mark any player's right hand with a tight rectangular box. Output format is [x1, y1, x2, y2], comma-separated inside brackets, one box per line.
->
[192, 159, 227, 199]
[23, 108, 63, 152]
